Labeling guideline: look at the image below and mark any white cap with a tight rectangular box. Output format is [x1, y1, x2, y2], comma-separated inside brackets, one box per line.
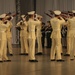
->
[28, 11, 35, 15]
[21, 15, 25, 18]
[0, 14, 6, 18]
[54, 10, 61, 15]
[37, 14, 43, 18]
[72, 10, 75, 13]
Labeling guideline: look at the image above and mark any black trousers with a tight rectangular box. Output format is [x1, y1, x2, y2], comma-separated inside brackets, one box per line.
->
[46, 33, 52, 48]
[41, 33, 45, 48]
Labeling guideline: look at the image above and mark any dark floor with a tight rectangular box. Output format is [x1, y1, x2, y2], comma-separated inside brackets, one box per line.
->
[0, 47, 75, 75]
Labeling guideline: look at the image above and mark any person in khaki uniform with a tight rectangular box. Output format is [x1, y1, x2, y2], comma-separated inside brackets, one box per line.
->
[16, 15, 28, 55]
[36, 15, 43, 55]
[65, 11, 75, 56]
[27, 11, 41, 62]
[6, 16, 13, 56]
[66, 11, 75, 60]
[50, 10, 65, 62]
[0, 14, 11, 62]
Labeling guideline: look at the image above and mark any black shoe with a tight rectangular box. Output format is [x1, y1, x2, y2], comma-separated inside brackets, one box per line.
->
[9, 54, 13, 56]
[51, 59, 55, 61]
[64, 54, 70, 56]
[61, 53, 63, 55]
[0, 60, 3, 62]
[24, 53, 28, 55]
[35, 52, 43, 55]
[4, 60, 11, 62]
[70, 59, 74, 60]
[19, 53, 25, 55]
[29, 60, 38, 62]
[57, 59, 65, 62]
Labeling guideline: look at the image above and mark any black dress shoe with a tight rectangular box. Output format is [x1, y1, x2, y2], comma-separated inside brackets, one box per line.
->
[9, 54, 13, 56]
[61, 53, 63, 55]
[57, 59, 65, 62]
[24, 53, 28, 55]
[64, 54, 70, 56]
[35, 52, 43, 55]
[19, 53, 25, 55]
[0, 60, 3, 62]
[4, 60, 11, 62]
[70, 59, 74, 60]
[51, 59, 55, 61]
[29, 60, 38, 62]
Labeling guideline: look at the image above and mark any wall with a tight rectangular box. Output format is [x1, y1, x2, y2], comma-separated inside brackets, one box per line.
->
[36, 0, 75, 23]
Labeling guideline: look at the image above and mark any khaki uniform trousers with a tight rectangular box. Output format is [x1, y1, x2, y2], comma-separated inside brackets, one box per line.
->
[29, 38, 36, 60]
[50, 38, 62, 60]
[7, 37, 13, 54]
[66, 37, 70, 54]
[37, 36, 42, 53]
[20, 36, 28, 53]
[0, 39, 8, 60]
[69, 37, 75, 59]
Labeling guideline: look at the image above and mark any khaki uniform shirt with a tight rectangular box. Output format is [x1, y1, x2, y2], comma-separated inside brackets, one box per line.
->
[0, 21, 10, 41]
[17, 20, 28, 38]
[50, 17, 65, 38]
[36, 20, 42, 38]
[6, 21, 13, 38]
[27, 18, 41, 39]
[67, 17, 75, 38]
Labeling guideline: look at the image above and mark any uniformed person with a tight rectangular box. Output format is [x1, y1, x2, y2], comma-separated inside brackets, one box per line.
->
[66, 11, 75, 60]
[41, 22, 46, 48]
[0, 14, 11, 62]
[36, 15, 43, 55]
[61, 25, 67, 49]
[6, 16, 13, 56]
[64, 12, 74, 56]
[27, 11, 41, 62]
[50, 10, 65, 62]
[45, 21, 52, 48]
[16, 15, 28, 55]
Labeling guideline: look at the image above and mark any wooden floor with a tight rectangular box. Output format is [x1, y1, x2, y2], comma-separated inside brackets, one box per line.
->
[0, 47, 75, 75]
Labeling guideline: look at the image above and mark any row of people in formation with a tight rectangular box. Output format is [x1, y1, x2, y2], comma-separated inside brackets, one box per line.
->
[0, 10, 75, 62]
[11, 10, 75, 62]
[0, 12, 52, 62]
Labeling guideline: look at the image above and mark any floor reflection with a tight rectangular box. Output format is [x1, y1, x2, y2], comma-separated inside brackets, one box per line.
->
[0, 47, 75, 75]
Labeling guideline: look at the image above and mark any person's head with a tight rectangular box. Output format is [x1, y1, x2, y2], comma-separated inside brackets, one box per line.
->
[72, 10, 75, 16]
[47, 21, 51, 26]
[54, 10, 61, 17]
[5, 15, 13, 21]
[37, 15, 43, 21]
[68, 13, 74, 18]
[0, 14, 7, 21]
[28, 11, 35, 19]
[7, 16, 12, 21]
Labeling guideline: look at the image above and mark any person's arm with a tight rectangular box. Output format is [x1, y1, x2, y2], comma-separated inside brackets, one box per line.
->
[33, 20, 41, 26]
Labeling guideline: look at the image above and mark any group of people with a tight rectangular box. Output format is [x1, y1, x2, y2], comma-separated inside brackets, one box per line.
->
[15, 10, 75, 62]
[16, 11, 44, 62]
[0, 10, 75, 62]
[0, 13, 13, 62]
[49, 10, 75, 62]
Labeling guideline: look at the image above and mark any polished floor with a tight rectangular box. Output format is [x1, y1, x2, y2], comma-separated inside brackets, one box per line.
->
[0, 47, 75, 75]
